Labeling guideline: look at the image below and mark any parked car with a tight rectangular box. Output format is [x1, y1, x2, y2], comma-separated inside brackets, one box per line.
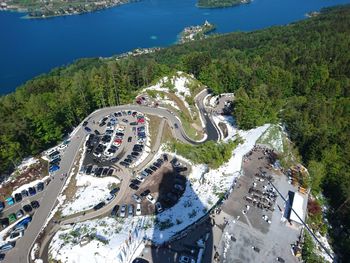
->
[102, 167, 109, 176]
[14, 193, 22, 203]
[86, 165, 93, 175]
[0, 202, 4, 213]
[107, 169, 114, 176]
[16, 209, 24, 219]
[49, 165, 60, 173]
[6, 231, 23, 242]
[23, 204, 33, 213]
[129, 183, 139, 191]
[130, 179, 141, 186]
[146, 194, 156, 204]
[140, 189, 150, 198]
[120, 162, 130, 168]
[155, 202, 163, 214]
[111, 205, 120, 217]
[0, 242, 15, 253]
[21, 189, 29, 198]
[36, 182, 44, 192]
[132, 194, 142, 203]
[106, 194, 115, 202]
[0, 253, 5, 261]
[179, 255, 195, 263]
[31, 201, 40, 209]
[119, 205, 127, 217]
[8, 213, 17, 224]
[110, 187, 120, 195]
[28, 187, 36, 196]
[12, 225, 26, 233]
[128, 204, 134, 217]
[93, 202, 105, 211]
[135, 204, 141, 216]
[15, 216, 32, 228]
[0, 218, 9, 228]
[136, 175, 144, 182]
[84, 126, 92, 133]
[5, 197, 14, 206]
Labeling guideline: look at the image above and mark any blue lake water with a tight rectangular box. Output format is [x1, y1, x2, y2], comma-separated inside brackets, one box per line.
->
[0, 0, 349, 94]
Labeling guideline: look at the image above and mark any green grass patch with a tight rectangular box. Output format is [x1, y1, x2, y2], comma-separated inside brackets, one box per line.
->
[257, 124, 284, 153]
[169, 137, 242, 169]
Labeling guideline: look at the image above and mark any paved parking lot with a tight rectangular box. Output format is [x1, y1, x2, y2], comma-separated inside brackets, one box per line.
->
[120, 160, 189, 215]
[81, 110, 147, 176]
[220, 146, 304, 263]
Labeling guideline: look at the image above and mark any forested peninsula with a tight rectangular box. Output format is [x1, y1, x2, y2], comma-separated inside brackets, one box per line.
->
[0, 5, 349, 261]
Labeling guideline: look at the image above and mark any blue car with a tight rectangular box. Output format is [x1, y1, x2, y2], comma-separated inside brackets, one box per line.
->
[15, 216, 32, 228]
[5, 197, 14, 206]
[28, 187, 36, 196]
[84, 126, 92, 133]
[49, 165, 60, 173]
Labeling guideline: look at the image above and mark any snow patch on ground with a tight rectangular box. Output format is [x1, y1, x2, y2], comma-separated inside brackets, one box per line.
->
[60, 175, 120, 216]
[50, 217, 150, 263]
[314, 232, 335, 263]
[212, 115, 237, 142]
[143, 71, 194, 115]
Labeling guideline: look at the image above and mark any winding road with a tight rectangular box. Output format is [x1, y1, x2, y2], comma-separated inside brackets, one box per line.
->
[2, 89, 219, 263]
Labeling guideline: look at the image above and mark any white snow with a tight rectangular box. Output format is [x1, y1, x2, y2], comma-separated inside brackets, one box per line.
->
[50, 217, 150, 263]
[212, 114, 236, 141]
[16, 157, 39, 172]
[314, 232, 335, 263]
[31, 243, 39, 260]
[209, 95, 219, 108]
[143, 71, 194, 116]
[60, 175, 120, 216]
[49, 117, 270, 262]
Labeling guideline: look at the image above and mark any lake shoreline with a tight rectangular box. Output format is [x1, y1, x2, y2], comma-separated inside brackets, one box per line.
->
[0, 0, 135, 19]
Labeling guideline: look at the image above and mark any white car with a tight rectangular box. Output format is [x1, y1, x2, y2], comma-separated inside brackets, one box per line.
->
[132, 194, 142, 203]
[106, 194, 115, 202]
[155, 202, 163, 213]
[104, 150, 114, 157]
[146, 194, 156, 204]
[136, 203, 142, 216]
[137, 138, 146, 144]
[136, 175, 145, 182]
[6, 231, 23, 242]
[119, 205, 126, 217]
[58, 143, 68, 151]
[179, 255, 195, 263]
[93, 152, 101, 158]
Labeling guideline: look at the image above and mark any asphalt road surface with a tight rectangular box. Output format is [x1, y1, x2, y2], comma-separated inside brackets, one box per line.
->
[2, 89, 219, 263]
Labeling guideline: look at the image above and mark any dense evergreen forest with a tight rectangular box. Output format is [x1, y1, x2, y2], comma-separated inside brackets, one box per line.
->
[0, 4, 349, 259]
